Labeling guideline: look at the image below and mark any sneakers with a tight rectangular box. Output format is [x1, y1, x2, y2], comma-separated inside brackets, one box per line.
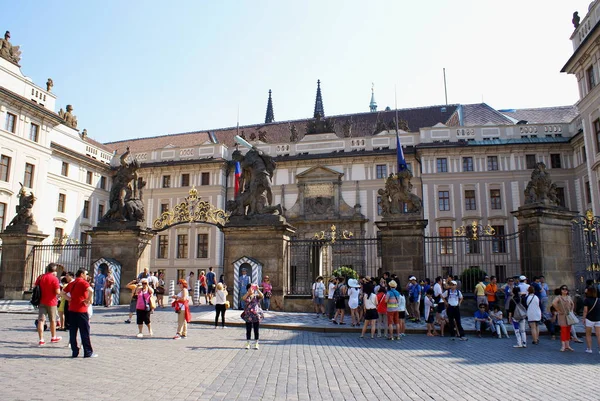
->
[84, 353, 98, 358]
[245, 341, 251, 350]
[124, 319, 131, 324]
[400, 333, 406, 337]
[180, 335, 187, 339]
[136, 333, 143, 338]
[513, 344, 524, 348]
[38, 339, 45, 346]
[459, 337, 468, 341]
[585, 348, 593, 353]
[173, 334, 181, 340]
[50, 337, 62, 343]
[254, 341, 259, 350]
[332, 320, 338, 325]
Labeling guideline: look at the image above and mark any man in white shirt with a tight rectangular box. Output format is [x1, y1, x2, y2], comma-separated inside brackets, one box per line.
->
[517, 275, 530, 295]
[312, 276, 326, 317]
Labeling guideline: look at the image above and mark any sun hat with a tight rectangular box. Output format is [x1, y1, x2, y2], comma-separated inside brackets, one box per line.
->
[389, 280, 398, 288]
[409, 276, 416, 281]
[348, 278, 360, 288]
[450, 280, 457, 285]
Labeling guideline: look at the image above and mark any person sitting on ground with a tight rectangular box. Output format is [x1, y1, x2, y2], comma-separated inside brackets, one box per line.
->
[490, 304, 509, 339]
[474, 303, 493, 337]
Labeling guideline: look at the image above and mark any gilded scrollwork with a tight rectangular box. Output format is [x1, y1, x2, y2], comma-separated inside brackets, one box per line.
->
[152, 187, 229, 230]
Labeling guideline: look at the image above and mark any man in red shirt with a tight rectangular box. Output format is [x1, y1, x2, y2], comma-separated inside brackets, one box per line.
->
[62, 268, 96, 358]
[35, 263, 61, 346]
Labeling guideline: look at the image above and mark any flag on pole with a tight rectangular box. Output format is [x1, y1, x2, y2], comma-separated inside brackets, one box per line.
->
[396, 131, 407, 172]
[234, 161, 241, 196]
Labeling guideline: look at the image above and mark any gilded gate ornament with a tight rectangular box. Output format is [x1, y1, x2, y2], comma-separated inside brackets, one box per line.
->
[152, 187, 229, 230]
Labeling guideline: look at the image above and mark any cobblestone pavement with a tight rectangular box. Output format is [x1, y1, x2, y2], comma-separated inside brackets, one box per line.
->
[0, 302, 598, 401]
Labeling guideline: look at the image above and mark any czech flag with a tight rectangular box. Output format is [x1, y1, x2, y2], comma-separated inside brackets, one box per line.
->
[396, 132, 407, 172]
[234, 161, 241, 196]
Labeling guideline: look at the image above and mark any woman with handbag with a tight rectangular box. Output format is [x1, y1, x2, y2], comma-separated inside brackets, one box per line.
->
[241, 283, 264, 349]
[172, 279, 191, 340]
[552, 285, 575, 352]
[261, 276, 272, 311]
[214, 282, 228, 328]
[135, 279, 154, 338]
[582, 286, 600, 353]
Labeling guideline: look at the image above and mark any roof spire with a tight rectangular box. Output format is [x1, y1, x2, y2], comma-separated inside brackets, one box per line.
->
[264, 89, 274, 124]
[369, 82, 377, 112]
[313, 79, 325, 118]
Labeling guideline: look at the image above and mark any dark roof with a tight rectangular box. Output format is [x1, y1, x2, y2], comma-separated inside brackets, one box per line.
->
[103, 104, 459, 153]
[461, 103, 514, 126]
[499, 106, 578, 124]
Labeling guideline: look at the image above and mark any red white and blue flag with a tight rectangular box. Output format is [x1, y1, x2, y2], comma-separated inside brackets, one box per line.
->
[234, 161, 241, 196]
[396, 132, 407, 172]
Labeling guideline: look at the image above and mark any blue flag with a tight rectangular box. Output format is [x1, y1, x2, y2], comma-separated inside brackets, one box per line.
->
[396, 132, 407, 172]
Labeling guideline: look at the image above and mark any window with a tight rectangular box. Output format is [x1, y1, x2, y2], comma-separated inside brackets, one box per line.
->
[177, 269, 186, 280]
[586, 181, 592, 204]
[583, 146, 587, 162]
[24, 163, 34, 187]
[439, 226, 453, 255]
[162, 175, 171, 188]
[0, 155, 10, 182]
[490, 189, 502, 210]
[0, 202, 6, 230]
[100, 176, 107, 190]
[29, 123, 39, 142]
[177, 234, 188, 258]
[86, 171, 93, 185]
[197, 233, 209, 258]
[556, 187, 566, 207]
[376, 164, 388, 179]
[158, 235, 168, 259]
[441, 266, 453, 278]
[181, 173, 190, 187]
[550, 154, 561, 169]
[492, 225, 506, 253]
[588, 66, 596, 91]
[83, 200, 90, 219]
[376, 196, 383, 215]
[98, 204, 104, 222]
[438, 190, 450, 211]
[462, 157, 473, 172]
[160, 203, 169, 214]
[79, 232, 89, 256]
[436, 158, 448, 173]
[61, 161, 69, 176]
[495, 265, 507, 283]
[54, 227, 64, 242]
[487, 156, 498, 171]
[5, 112, 16, 133]
[57, 193, 66, 213]
[465, 190, 476, 210]
[526, 154, 536, 169]
[201, 172, 210, 186]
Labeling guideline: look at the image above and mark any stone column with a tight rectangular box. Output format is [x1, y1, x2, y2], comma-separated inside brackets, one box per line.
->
[0, 225, 48, 299]
[375, 216, 428, 285]
[222, 215, 296, 311]
[88, 222, 155, 304]
[511, 204, 578, 290]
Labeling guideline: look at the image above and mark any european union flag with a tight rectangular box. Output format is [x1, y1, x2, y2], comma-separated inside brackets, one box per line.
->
[397, 132, 407, 172]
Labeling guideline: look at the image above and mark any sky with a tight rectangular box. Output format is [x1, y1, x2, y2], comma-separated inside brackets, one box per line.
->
[2, 0, 593, 144]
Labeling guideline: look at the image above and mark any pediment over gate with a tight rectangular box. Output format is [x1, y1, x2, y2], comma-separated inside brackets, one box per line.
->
[296, 165, 343, 182]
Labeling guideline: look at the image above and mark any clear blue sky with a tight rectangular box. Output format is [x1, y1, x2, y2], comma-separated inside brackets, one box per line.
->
[3, 0, 591, 143]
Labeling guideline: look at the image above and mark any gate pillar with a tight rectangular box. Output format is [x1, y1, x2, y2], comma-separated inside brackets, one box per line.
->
[88, 222, 155, 304]
[0, 225, 48, 299]
[222, 215, 296, 311]
[512, 205, 578, 290]
[375, 216, 428, 284]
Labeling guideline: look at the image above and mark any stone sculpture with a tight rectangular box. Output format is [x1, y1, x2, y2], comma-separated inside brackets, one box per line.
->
[289, 124, 298, 142]
[573, 11, 581, 28]
[377, 170, 422, 216]
[101, 147, 145, 222]
[227, 148, 282, 216]
[46, 78, 53, 92]
[8, 184, 36, 227]
[524, 162, 560, 206]
[0, 31, 21, 65]
[59, 105, 78, 129]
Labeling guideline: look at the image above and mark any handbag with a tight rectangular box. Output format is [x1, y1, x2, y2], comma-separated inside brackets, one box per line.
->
[566, 311, 579, 326]
[149, 295, 156, 310]
[225, 300, 230, 309]
[111, 287, 117, 295]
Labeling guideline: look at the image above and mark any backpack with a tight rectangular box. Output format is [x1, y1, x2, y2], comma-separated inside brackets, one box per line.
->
[30, 285, 42, 307]
[512, 299, 527, 321]
[333, 284, 343, 302]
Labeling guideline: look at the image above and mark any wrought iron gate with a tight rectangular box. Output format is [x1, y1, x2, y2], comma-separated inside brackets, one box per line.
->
[286, 237, 381, 295]
[24, 243, 93, 290]
[572, 210, 600, 294]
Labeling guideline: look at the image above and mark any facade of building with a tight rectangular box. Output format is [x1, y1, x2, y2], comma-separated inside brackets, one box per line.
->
[0, 25, 591, 290]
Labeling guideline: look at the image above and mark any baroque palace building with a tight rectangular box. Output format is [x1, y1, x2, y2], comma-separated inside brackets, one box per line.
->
[0, 19, 592, 286]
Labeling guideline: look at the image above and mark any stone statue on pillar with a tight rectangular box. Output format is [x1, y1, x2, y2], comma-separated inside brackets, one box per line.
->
[524, 162, 560, 206]
[377, 170, 422, 216]
[7, 184, 36, 228]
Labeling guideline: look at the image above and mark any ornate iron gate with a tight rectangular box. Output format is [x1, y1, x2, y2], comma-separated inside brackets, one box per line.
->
[24, 243, 93, 290]
[572, 210, 600, 294]
[286, 237, 381, 295]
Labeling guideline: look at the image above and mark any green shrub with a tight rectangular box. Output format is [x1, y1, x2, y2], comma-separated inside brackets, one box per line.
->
[332, 266, 358, 280]
[460, 267, 487, 292]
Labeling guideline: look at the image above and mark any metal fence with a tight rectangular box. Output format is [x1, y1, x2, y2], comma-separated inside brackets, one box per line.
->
[286, 237, 381, 295]
[572, 213, 600, 294]
[424, 231, 529, 292]
[24, 244, 93, 290]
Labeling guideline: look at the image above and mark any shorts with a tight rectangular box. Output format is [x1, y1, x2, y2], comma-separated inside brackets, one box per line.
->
[313, 297, 324, 305]
[38, 305, 57, 322]
[208, 285, 216, 294]
[387, 311, 400, 325]
[129, 298, 137, 314]
[585, 319, 600, 328]
[335, 298, 345, 309]
[199, 286, 207, 295]
[136, 309, 151, 325]
[398, 311, 406, 319]
[365, 309, 378, 320]
[426, 314, 435, 324]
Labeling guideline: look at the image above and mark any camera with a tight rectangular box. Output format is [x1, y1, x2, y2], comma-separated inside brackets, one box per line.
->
[145, 304, 150, 312]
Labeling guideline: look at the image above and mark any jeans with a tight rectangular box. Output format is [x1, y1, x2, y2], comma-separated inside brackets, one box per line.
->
[215, 304, 226, 327]
[493, 320, 508, 337]
[377, 313, 388, 337]
[512, 319, 527, 346]
[474, 320, 490, 332]
[246, 321, 259, 340]
[263, 297, 271, 311]
[68, 311, 93, 357]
